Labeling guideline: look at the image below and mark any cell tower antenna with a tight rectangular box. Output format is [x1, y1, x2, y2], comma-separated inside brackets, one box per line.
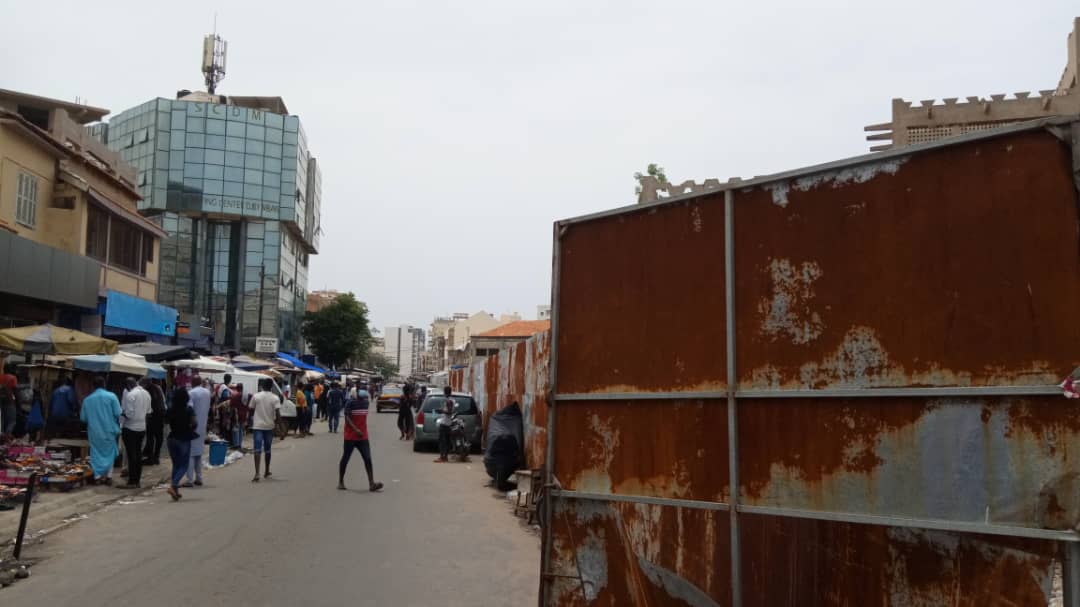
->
[201, 29, 228, 95]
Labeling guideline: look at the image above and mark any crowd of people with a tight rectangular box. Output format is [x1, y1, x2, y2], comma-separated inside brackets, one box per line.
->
[1, 364, 396, 502]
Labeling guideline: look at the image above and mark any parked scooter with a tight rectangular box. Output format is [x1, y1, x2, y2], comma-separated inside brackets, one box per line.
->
[449, 414, 470, 461]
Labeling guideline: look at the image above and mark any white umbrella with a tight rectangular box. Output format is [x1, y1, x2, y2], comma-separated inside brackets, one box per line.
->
[71, 353, 149, 376]
[165, 357, 233, 373]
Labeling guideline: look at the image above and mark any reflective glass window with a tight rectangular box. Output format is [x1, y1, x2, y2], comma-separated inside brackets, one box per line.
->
[205, 134, 226, 150]
[245, 140, 264, 155]
[266, 128, 283, 144]
[264, 157, 281, 173]
[168, 169, 183, 185]
[224, 166, 244, 182]
[265, 143, 282, 158]
[185, 133, 204, 147]
[204, 165, 224, 180]
[203, 179, 223, 195]
[184, 163, 203, 179]
[169, 154, 184, 170]
[244, 155, 264, 170]
[246, 124, 265, 140]
[244, 169, 262, 184]
[186, 148, 204, 163]
[226, 121, 245, 137]
[206, 118, 226, 135]
[224, 181, 243, 196]
[225, 151, 244, 167]
[226, 137, 244, 152]
[186, 116, 205, 133]
[205, 149, 225, 165]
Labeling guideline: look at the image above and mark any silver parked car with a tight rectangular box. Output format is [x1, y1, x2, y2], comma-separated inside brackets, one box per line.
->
[413, 392, 482, 454]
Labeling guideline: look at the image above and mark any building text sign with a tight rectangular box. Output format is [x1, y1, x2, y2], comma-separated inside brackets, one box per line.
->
[255, 336, 279, 354]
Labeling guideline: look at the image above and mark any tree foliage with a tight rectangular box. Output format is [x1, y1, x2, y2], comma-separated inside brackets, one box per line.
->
[358, 350, 399, 378]
[634, 163, 668, 196]
[300, 293, 372, 368]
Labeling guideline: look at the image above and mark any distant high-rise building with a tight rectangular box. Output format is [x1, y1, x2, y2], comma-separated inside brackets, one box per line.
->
[100, 65, 322, 352]
[385, 325, 425, 377]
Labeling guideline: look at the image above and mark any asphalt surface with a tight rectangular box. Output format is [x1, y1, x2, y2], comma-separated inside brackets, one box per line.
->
[4, 411, 540, 606]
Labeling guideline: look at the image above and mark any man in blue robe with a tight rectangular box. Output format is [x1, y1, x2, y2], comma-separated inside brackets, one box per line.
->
[80, 375, 121, 484]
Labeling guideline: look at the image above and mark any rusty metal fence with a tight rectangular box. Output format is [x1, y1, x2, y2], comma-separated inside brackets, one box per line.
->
[450, 330, 550, 470]
[542, 118, 1080, 606]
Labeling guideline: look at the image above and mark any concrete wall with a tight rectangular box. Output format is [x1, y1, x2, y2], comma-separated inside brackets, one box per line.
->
[0, 125, 57, 244]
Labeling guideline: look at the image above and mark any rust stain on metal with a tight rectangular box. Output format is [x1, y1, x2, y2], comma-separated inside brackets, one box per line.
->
[556, 196, 728, 395]
[549, 498, 731, 606]
[554, 400, 728, 502]
[739, 514, 1059, 607]
[739, 396, 1080, 528]
[736, 131, 1080, 390]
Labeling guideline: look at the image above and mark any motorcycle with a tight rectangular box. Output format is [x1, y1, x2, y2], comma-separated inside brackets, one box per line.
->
[449, 414, 471, 461]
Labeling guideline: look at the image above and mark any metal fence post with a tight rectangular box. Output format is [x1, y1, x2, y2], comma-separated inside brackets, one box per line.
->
[540, 221, 564, 607]
[725, 190, 743, 607]
[1064, 542, 1080, 607]
[13, 473, 37, 560]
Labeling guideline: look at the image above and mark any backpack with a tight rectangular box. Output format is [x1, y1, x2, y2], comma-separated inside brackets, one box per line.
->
[219, 386, 231, 402]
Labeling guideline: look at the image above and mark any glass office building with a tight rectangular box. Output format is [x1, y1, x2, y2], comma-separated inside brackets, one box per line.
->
[101, 94, 321, 351]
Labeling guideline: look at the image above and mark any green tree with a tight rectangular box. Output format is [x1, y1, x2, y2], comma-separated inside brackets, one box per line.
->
[634, 163, 668, 197]
[300, 293, 373, 368]
[359, 350, 399, 378]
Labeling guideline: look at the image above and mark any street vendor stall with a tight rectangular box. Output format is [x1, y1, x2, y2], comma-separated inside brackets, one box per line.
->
[0, 324, 117, 355]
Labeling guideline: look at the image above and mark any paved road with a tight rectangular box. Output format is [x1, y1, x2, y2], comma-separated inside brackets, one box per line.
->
[5, 410, 540, 606]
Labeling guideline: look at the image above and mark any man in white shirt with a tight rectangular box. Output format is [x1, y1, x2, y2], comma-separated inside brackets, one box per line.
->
[248, 378, 281, 482]
[120, 378, 152, 488]
[186, 377, 213, 487]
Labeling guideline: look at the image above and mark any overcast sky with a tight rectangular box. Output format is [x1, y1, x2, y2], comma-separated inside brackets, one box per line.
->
[5, 1, 1076, 331]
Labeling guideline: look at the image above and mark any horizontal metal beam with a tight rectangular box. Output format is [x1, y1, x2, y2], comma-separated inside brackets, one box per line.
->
[554, 384, 1061, 402]
[551, 490, 1079, 542]
[738, 504, 1080, 542]
[553, 489, 730, 512]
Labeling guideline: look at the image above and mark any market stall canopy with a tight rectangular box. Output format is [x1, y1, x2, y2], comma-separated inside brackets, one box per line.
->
[231, 355, 273, 371]
[116, 351, 166, 379]
[303, 370, 325, 382]
[0, 324, 118, 355]
[118, 342, 191, 363]
[275, 351, 331, 375]
[165, 357, 233, 373]
[72, 353, 148, 376]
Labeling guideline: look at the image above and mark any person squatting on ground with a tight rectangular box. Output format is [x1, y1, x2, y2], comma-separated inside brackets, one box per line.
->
[249, 378, 281, 482]
[165, 388, 197, 501]
[338, 387, 383, 492]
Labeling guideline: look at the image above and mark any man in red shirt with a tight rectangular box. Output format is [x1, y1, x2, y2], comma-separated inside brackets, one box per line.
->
[337, 388, 383, 492]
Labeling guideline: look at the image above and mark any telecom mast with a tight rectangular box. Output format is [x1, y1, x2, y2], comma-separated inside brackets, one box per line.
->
[201, 33, 227, 94]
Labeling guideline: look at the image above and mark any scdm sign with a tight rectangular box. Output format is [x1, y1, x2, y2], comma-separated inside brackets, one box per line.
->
[255, 337, 279, 354]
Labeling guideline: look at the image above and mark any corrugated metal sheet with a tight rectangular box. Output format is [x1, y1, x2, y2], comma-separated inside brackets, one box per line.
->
[546, 127, 1080, 605]
[450, 331, 550, 469]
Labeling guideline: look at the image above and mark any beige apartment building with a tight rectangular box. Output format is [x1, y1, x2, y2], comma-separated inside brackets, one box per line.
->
[865, 17, 1080, 150]
[0, 89, 174, 337]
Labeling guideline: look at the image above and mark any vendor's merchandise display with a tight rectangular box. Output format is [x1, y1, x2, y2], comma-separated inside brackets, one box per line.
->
[0, 445, 92, 490]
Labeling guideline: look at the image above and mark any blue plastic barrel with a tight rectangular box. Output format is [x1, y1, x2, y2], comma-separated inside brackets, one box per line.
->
[208, 440, 229, 466]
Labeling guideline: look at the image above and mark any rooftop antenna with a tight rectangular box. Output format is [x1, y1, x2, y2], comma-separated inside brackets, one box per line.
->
[201, 21, 227, 95]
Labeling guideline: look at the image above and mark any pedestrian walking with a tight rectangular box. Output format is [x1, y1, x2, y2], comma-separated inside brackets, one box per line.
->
[295, 386, 308, 436]
[120, 377, 151, 488]
[326, 382, 344, 433]
[80, 375, 121, 485]
[249, 378, 281, 482]
[142, 379, 166, 465]
[338, 387, 383, 492]
[303, 383, 315, 435]
[229, 383, 248, 449]
[185, 377, 212, 487]
[165, 388, 197, 501]
[398, 383, 415, 440]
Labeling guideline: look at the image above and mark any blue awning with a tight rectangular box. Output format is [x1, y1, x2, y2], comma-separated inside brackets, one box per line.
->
[275, 351, 328, 374]
[104, 290, 177, 337]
